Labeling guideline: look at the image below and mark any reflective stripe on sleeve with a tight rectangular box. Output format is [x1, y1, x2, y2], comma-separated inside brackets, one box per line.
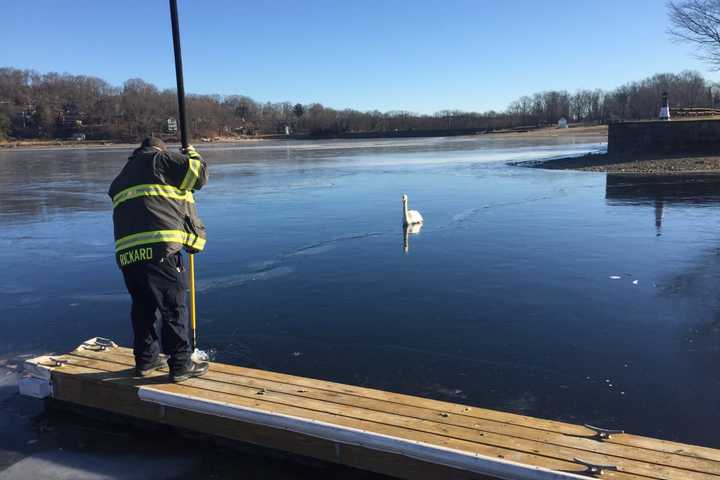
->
[112, 184, 195, 208]
[115, 230, 206, 252]
[179, 158, 202, 190]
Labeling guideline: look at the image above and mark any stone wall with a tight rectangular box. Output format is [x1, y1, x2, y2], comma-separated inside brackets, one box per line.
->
[608, 119, 720, 155]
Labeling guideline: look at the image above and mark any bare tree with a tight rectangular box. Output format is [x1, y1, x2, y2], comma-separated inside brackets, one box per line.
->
[0, 64, 717, 141]
[668, 0, 720, 68]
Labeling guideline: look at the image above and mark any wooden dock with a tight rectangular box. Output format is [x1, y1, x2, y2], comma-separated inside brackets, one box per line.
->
[18, 338, 720, 480]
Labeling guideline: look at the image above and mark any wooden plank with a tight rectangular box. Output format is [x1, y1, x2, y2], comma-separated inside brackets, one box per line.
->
[40, 356, 676, 480]
[163, 404, 502, 480]
[181, 364, 720, 463]
[139, 388, 608, 480]
[50, 366, 497, 480]
[48, 362, 596, 480]
[49, 361, 590, 476]
[92, 345, 720, 464]
[56, 353, 720, 480]
[84, 347, 590, 434]
[68, 348, 720, 477]
[33, 345, 720, 480]
[69, 348, 720, 474]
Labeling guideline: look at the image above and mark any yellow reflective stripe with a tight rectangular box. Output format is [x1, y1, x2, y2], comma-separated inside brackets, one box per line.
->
[186, 232, 205, 250]
[179, 158, 202, 190]
[115, 230, 206, 253]
[112, 184, 195, 208]
[115, 230, 186, 251]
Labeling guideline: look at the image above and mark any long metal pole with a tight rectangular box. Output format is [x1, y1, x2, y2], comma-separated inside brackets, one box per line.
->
[169, 0, 189, 149]
[169, 0, 196, 352]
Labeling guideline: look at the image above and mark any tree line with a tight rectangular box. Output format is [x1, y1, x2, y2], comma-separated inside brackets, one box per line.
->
[0, 66, 718, 142]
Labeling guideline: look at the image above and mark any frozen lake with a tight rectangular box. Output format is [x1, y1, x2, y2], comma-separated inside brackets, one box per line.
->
[1, 134, 718, 449]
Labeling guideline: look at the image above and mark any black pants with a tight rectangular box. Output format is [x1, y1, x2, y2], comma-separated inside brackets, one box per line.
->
[121, 253, 191, 373]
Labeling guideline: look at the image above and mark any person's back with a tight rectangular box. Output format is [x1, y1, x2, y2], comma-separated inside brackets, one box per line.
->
[109, 136, 209, 382]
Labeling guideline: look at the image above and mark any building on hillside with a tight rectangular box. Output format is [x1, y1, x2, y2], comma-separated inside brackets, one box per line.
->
[659, 92, 671, 120]
[57, 104, 85, 138]
[166, 118, 178, 134]
[558, 117, 568, 128]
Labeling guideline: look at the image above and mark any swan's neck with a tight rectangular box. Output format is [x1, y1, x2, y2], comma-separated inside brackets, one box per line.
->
[402, 201, 409, 222]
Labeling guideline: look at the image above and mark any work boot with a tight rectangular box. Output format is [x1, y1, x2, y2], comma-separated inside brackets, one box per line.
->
[135, 356, 167, 378]
[170, 361, 209, 383]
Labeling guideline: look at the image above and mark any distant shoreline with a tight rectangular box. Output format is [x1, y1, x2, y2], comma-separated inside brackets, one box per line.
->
[0, 136, 267, 152]
[0, 124, 608, 152]
[483, 124, 606, 140]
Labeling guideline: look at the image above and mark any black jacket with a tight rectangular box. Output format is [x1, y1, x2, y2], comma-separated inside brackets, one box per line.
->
[108, 146, 208, 267]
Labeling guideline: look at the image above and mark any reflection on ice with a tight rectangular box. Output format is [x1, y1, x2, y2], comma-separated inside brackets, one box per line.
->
[605, 172, 720, 237]
[655, 200, 664, 236]
[402, 222, 422, 253]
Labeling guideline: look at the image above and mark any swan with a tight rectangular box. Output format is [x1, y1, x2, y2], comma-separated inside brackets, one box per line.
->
[402, 194, 423, 226]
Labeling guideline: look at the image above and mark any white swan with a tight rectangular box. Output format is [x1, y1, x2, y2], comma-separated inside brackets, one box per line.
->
[402, 194, 424, 226]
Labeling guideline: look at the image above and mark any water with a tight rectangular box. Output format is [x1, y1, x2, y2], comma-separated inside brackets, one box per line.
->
[1, 135, 718, 450]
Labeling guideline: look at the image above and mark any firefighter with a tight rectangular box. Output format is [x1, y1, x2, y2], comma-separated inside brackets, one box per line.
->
[109, 136, 209, 382]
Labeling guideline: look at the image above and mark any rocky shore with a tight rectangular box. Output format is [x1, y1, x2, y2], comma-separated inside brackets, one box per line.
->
[524, 152, 720, 175]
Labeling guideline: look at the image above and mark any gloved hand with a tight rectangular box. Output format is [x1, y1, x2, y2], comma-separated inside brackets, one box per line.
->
[183, 245, 201, 254]
[181, 145, 202, 160]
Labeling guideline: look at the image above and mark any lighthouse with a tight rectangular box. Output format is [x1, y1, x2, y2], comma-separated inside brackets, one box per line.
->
[659, 91, 671, 121]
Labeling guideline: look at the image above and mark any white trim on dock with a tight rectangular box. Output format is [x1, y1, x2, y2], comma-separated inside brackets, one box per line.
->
[139, 387, 589, 480]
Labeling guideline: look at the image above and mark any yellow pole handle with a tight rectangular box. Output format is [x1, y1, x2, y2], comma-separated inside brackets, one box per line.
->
[189, 253, 197, 349]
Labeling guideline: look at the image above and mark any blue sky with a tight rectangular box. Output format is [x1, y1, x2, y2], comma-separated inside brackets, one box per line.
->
[2, 0, 713, 113]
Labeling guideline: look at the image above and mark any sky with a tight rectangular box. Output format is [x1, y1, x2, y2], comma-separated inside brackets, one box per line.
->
[2, 0, 714, 114]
